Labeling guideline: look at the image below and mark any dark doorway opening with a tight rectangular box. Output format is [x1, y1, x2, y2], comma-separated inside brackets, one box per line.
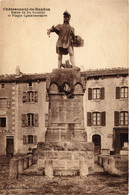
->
[6, 136, 14, 157]
[120, 133, 128, 149]
[92, 134, 101, 154]
[114, 128, 128, 154]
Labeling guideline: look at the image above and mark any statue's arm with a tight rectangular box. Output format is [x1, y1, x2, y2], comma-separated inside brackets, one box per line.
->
[47, 25, 60, 37]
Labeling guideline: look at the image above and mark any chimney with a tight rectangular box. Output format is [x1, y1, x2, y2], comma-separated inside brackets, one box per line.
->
[15, 66, 20, 76]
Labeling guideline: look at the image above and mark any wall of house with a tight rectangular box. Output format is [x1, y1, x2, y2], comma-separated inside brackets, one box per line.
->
[85, 75, 128, 153]
[14, 81, 48, 154]
[0, 82, 16, 155]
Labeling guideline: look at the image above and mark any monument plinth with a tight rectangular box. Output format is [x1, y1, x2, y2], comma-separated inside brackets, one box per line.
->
[37, 68, 94, 176]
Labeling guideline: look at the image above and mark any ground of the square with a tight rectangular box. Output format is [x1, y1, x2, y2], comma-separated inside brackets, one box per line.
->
[0, 155, 128, 195]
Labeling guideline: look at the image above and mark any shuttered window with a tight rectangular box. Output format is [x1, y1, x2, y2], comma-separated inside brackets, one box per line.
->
[114, 111, 128, 126]
[88, 88, 105, 100]
[23, 91, 38, 103]
[87, 112, 106, 126]
[23, 135, 37, 144]
[116, 87, 128, 99]
[22, 113, 39, 127]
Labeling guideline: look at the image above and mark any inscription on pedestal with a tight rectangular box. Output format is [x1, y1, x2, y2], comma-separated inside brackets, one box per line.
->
[50, 97, 82, 124]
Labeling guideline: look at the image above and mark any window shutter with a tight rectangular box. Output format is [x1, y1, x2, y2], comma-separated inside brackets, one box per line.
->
[34, 136, 37, 145]
[23, 92, 27, 103]
[35, 91, 38, 102]
[45, 113, 48, 127]
[26, 136, 28, 144]
[116, 87, 120, 99]
[101, 112, 106, 126]
[87, 112, 91, 126]
[88, 88, 92, 100]
[22, 114, 27, 127]
[23, 135, 26, 144]
[114, 111, 119, 126]
[101, 88, 105, 99]
[26, 92, 30, 102]
[34, 114, 39, 127]
[7, 98, 11, 108]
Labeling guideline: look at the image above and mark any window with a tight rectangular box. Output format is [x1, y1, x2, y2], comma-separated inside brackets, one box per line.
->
[120, 87, 128, 98]
[88, 88, 104, 100]
[23, 135, 37, 144]
[23, 91, 38, 103]
[28, 135, 33, 144]
[93, 88, 101, 99]
[114, 111, 128, 126]
[1, 84, 5, 89]
[116, 87, 128, 99]
[87, 112, 106, 126]
[92, 112, 101, 125]
[120, 112, 128, 125]
[22, 113, 39, 127]
[28, 113, 34, 126]
[29, 82, 32, 87]
[0, 117, 6, 127]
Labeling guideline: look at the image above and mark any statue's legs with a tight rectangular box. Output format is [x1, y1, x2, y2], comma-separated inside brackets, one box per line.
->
[58, 54, 62, 68]
[68, 46, 75, 67]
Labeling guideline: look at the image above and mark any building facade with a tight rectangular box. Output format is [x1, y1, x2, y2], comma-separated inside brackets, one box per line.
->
[0, 67, 128, 156]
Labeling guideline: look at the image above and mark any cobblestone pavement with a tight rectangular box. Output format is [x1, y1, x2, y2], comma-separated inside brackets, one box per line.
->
[0, 155, 128, 195]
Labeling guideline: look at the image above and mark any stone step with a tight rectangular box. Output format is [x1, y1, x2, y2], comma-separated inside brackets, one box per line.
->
[21, 164, 37, 176]
[20, 163, 104, 176]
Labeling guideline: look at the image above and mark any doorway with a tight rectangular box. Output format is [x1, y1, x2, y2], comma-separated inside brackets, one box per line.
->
[6, 136, 14, 157]
[120, 133, 128, 149]
[92, 134, 101, 154]
[114, 128, 128, 153]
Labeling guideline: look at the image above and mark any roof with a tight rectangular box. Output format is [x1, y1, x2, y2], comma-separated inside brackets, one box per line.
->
[0, 73, 48, 83]
[81, 67, 128, 78]
[0, 67, 128, 83]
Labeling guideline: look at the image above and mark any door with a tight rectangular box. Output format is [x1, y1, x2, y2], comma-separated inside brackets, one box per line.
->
[6, 136, 14, 157]
[92, 134, 101, 154]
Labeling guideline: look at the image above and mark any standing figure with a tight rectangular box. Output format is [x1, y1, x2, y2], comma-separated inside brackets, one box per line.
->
[47, 11, 76, 68]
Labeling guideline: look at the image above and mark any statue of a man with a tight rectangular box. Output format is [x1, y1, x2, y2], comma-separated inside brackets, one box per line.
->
[47, 11, 76, 68]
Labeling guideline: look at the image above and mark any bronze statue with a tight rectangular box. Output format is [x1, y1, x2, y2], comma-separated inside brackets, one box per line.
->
[47, 11, 76, 68]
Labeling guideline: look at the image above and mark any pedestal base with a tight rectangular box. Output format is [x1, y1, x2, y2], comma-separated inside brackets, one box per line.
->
[37, 142, 94, 176]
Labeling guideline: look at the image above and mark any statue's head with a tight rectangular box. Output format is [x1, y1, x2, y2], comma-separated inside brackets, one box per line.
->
[63, 11, 71, 24]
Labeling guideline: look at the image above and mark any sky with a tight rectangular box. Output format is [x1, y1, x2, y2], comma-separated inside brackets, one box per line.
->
[0, 0, 128, 75]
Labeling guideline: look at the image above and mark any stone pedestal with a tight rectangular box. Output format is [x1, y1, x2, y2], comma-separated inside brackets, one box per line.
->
[37, 68, 94, 176]
[18, 158, 24, 173]
[9, 158, 18, 179]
